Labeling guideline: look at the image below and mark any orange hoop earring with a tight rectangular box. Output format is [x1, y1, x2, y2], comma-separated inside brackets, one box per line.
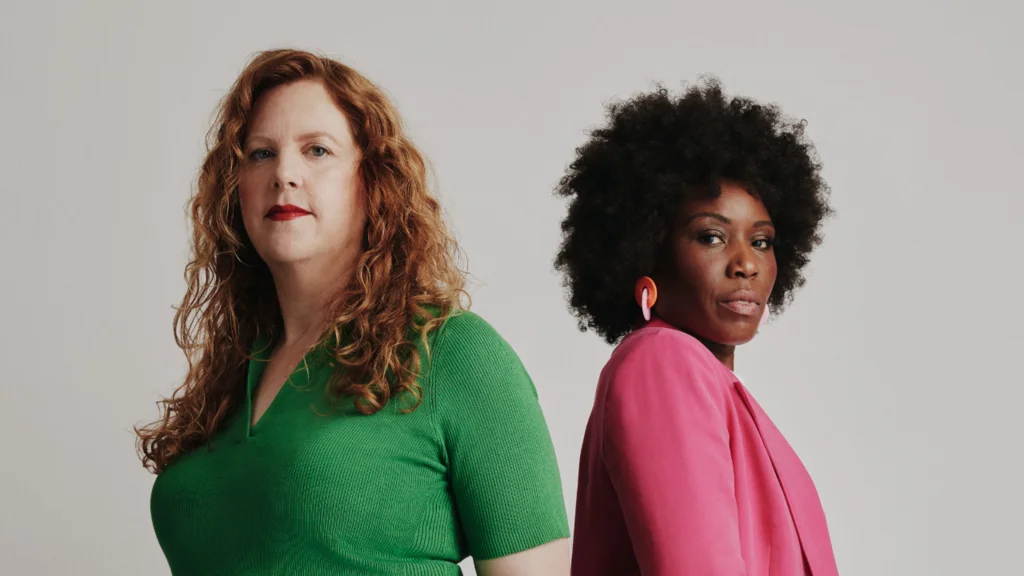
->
[634, 276, 658, 321]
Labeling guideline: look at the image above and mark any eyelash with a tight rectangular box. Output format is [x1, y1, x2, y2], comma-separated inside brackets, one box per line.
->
[246, 145, 332, 162]
[698, 232, 725, 245]
[248, 149, 273, 161]
[698, 232, 775, 249]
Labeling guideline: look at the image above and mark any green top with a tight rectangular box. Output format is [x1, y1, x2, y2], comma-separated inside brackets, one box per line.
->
[150, 311, 569, 575]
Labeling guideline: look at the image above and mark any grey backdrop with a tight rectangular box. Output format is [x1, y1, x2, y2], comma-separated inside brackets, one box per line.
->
[2, 1, 1021, 574]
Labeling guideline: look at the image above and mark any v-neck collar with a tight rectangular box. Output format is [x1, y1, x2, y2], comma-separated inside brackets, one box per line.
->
[243, 331, 334, 439]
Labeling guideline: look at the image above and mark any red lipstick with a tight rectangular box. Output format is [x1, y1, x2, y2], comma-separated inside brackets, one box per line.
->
[266, 204, 311, 221]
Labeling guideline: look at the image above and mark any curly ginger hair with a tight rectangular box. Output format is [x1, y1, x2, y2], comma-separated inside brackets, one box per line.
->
[136, 49, 467, 473]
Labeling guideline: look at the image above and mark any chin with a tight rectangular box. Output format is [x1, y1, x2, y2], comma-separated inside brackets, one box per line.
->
[709, 324, 759, 346]
[715, 335, 756, 347]
[254, 242, 318, 266]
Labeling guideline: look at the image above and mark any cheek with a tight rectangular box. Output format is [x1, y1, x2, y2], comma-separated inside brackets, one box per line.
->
[663, 250, 724, 333]
[676, 252, 717, 295]
[765, 253, 779, 285]
[312, 169, 365, 233]
[237, 173, 266, 220]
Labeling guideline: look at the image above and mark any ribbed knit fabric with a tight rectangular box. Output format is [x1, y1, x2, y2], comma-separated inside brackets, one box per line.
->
[150, 311, 569, 575]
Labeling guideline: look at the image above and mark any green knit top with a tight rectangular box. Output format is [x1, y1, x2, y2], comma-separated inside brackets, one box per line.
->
[150, 311, 569, 575]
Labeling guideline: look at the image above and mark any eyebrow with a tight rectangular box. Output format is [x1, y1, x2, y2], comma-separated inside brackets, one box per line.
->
[245, 131, 342, 147]
[684, 212, 774, 228]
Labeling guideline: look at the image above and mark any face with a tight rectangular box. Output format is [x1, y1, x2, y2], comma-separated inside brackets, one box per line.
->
[654, 182, 777, 348]
[238, 79, 365, 271]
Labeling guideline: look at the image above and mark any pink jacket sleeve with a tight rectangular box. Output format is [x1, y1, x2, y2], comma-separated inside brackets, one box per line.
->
[601, 330, 746, 575]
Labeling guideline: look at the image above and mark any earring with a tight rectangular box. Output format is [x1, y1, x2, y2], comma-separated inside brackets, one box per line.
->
[760, 304, 770, 326]
[634, 277, 658, 322]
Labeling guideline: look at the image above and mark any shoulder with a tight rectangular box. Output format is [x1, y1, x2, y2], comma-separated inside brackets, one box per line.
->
[598, 324, 732, 408]
[608, 324, 724, 377]
[426, 310, 535, 401]
[430, 310, 513, 362]
[434, 309, 502, 343]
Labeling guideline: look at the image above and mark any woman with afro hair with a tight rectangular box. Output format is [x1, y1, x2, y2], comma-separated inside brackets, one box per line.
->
[556, 78, 840, 575]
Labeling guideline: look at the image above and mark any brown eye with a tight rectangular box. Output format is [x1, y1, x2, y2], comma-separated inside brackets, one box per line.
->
[752, 237, 774, 249]
[698, 232, 725, 245]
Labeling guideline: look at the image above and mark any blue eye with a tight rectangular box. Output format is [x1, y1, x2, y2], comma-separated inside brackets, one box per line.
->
[249, 149, 273, 161]
[309, 145, 330, 157]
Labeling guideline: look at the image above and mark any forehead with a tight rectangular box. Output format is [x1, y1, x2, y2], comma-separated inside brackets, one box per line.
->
[678, 182, 771, 222]
[247, 79, 351, 139]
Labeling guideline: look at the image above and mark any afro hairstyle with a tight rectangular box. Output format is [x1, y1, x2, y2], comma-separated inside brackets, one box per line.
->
[554, 77, 832, 344]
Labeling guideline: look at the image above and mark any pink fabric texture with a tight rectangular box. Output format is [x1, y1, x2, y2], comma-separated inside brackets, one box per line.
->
[571, 318, 839, 575]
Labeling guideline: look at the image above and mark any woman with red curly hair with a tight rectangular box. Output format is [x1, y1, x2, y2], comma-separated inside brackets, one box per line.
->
[136, 49, 569, 575]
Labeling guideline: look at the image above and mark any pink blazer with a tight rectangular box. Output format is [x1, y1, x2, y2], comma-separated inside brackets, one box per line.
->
[571, 318, 839, 575]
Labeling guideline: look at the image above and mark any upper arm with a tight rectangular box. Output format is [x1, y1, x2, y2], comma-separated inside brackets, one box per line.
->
[601, 331, 746, 575]
[430, 312, 570, 561]
[475, 538, 570, 576]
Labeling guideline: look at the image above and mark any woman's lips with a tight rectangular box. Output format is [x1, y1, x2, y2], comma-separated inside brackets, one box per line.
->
[267, 212, 309, 221]
[266, 204, 311, 221]
[719, 301, 760, 316]
[719, 290, 761, 316]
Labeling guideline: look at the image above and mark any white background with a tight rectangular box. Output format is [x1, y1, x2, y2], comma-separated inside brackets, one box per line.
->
[1, 1, 1021, 574]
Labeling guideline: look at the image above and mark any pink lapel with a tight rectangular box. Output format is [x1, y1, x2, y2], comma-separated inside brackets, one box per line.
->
[733, 381, 840, 576]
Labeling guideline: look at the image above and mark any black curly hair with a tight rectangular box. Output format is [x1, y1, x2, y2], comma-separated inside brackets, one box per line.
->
[554, 77, 832, 344]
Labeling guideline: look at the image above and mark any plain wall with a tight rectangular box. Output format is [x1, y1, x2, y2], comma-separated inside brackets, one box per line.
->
[1, 1, 1021, 574]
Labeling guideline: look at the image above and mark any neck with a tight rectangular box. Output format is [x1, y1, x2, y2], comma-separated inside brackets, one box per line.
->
[648, 314, 737, 370]
[698, 338, 736, 371]
[267, 256, 355, 349]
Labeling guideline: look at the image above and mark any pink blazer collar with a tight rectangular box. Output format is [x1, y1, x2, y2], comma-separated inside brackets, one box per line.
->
[733, 381, 839, 576]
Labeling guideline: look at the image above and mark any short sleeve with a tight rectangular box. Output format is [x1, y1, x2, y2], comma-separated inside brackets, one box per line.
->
[427, 311, 570, 560]
[600, 329, 747, 575]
